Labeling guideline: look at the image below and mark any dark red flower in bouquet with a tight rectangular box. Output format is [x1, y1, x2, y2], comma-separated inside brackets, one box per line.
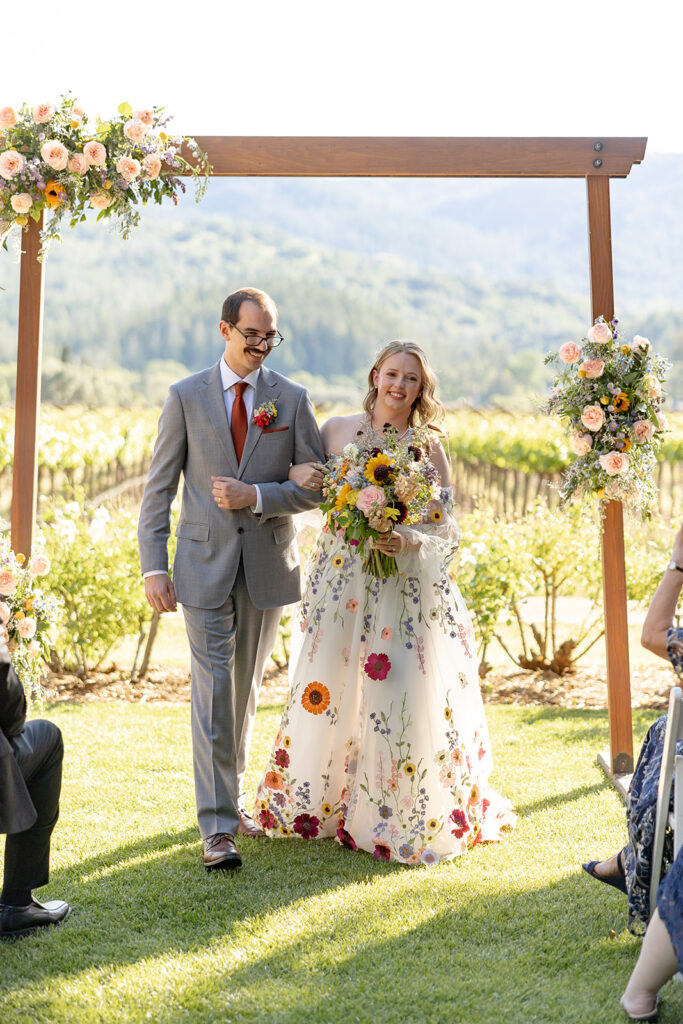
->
[407, 445, 422, 461]
[364, 652, 391, 680]
[274, 748, 290, 768]
[391, 501, 408, 524]
[449, 808, 470, 839]
[373, 843, 391, 861]
[293, 813, 320, 839]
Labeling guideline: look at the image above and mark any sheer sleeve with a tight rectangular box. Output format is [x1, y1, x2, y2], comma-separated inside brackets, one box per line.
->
[666, 626, 683, 677]
[395, 488, 460, 573]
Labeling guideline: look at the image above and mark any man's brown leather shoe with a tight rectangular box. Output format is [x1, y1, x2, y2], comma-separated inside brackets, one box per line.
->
[203, 833, 242, 870]
[237, 810, 266, 838]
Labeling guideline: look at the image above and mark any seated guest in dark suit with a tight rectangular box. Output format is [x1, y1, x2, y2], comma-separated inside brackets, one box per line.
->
[0, 639, 70, 940]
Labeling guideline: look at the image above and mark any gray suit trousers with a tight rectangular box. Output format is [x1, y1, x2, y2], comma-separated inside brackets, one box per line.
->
[182, 560, 281, 838]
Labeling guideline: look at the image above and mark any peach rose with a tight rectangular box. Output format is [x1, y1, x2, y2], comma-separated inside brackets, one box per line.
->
[116, 156, 140, 182]
[89, 192, 113, 210]
[83, 140, 107, 167]
[32, 103, 54, 123]
[41, 139, 69, 171]
[657, 411, 669, 431]
[71, 104, 85, 122]
[27, 640, 42, 658]
[643, 375, 662, 400]
[0, 569, 18, 595]
[355, 486, 386, 514]
[632, 334, 651, 354]
[10, 193, 33, 214]
[599, 451, 630, 476]
[134, 108, 155, 126]
[17, 616, 37, 639]
[123, 118, 146, 143]
[0, 601, 10, 625]
[558, 342, 580, 364]
[588, 321, 613, 345]
[570, 432, 593, 456]
[0, 149, 25, 179]
[68, 153, 88, 175]
[579, 358, 605, 379]
[29, 553, 50, 577]
[633, 419, 655, 443]
[142, 153, 162, 179]
[0, 106, 18, 130]
[580, 404, 605, 432]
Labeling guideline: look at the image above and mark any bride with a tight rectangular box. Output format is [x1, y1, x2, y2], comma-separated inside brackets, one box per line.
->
[253, 341, 515, 864]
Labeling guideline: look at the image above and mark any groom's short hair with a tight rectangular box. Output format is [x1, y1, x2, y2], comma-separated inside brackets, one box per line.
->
[221, 288, 278, 325]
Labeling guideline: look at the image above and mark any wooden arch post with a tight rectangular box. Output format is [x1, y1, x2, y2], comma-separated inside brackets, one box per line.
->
[11, 137, 646, 771]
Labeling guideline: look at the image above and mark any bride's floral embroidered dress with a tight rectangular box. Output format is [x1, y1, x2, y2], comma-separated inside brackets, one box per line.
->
[254, 423, 515, 864]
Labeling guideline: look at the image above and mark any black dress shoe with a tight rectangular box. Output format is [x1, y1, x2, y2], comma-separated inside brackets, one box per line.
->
[203, 832, 242, 870]
[0, 898, 71, 940]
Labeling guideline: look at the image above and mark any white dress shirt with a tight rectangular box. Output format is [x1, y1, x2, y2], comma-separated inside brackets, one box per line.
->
[144, 359, 263, 578]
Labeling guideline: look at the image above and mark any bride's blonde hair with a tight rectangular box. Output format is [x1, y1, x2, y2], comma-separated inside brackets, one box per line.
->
[363, 340, 445, 429]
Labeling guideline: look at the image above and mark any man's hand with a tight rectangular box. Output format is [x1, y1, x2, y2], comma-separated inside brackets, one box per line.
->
[211, 476, 258, 510]
[144, 573, 177, 613]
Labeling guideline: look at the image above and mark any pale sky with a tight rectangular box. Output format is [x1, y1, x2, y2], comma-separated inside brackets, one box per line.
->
[2, 0, 681, 153]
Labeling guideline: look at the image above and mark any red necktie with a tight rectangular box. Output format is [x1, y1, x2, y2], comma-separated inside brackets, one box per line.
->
[231, 381, 248, 463]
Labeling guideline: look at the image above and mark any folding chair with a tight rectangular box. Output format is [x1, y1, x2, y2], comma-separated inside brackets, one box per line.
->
[649, 685, 683, 917]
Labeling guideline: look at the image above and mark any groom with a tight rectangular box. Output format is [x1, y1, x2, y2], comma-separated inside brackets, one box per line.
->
[138, 287, 324, 870]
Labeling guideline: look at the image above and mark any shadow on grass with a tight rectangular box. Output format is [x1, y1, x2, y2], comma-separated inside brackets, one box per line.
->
[1, 826, 403, 992]
[515, 779, 610, 818]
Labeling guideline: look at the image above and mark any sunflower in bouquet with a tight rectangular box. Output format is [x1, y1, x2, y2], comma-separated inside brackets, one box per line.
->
[320, 425, 441, 578]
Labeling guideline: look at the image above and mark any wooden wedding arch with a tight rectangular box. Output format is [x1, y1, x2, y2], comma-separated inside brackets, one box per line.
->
[11, 135, 647, 775]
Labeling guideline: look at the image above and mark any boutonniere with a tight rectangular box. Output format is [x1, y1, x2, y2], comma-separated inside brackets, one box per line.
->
[253, 401, 277, 429]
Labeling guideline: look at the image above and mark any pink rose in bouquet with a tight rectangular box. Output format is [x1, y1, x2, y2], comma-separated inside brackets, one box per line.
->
[89, 192, 113, 210]
[579, 359, 604, 379]
[32, 103, 54, 123]
[123, 118, 146, 143]
[40, 140, 69, 171]
[116, 156, 141, 182]
[0, 150, 25, 179]
[588, 321, 612, 344]
[17, 617, 37, 640]
[355, 486, 386, 514]
[142, 153, 162, 179]
[29, 553, 50, 578]
[580, 404, 605, 432]
[84, 140, 107, 167]
[599, 452, 630, 476]
[0, 106, 18, 130]
[0, 569, 18, 595]
[570, 432, 593, 456]
[68, 153, 88, 175]
[10, 194, 33, 214]
[558, 342, 580, 363]
[633, 419, 655, 443]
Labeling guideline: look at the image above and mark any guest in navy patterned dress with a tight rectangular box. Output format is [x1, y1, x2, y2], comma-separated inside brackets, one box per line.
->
[583, 520, 683, 1021]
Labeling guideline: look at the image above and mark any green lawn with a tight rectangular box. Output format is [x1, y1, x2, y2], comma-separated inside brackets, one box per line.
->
[1, 702, 682, 1024]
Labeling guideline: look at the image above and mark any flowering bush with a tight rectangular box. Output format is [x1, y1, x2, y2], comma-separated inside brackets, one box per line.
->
[545, 317, 670, 517]
[0, 95, 209, 257]
[320, 425, 442, 578]
[0, 533, 59, 699]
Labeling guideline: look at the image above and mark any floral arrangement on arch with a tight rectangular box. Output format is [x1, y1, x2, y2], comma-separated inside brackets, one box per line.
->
[545, 316, 669, 517]
[0, 534, 59, 700]
[0, 95, 210, 257]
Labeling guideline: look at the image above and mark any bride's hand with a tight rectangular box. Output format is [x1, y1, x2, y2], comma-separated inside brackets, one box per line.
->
[374, 531, 407, 556]
[289, 462, 325, 490]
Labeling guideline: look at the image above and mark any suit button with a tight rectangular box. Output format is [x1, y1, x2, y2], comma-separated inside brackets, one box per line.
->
[237, 527, 244, 534]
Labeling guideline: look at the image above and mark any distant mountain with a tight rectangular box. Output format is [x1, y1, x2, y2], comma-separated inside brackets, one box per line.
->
[1, 151, 681, 405]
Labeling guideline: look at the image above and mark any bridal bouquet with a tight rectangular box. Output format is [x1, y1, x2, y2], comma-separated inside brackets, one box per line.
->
[320, 425, 441, 578]
[545, 317, 669, 518]
[0, 535, 59, 699]
[0, 95, 209, 257]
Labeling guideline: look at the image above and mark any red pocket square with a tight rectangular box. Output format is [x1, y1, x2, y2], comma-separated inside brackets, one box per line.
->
[262, 425, 289, 433]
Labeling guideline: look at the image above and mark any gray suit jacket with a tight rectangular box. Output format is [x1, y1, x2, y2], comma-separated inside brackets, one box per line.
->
[138, 361, 324, 610]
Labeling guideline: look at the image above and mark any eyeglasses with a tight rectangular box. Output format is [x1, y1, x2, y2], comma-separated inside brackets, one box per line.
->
[228, 322, 284, 349]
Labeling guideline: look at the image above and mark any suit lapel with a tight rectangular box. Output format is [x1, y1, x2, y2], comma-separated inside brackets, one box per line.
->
[238, 367, 281, 478]
[202, 361, 239, 475]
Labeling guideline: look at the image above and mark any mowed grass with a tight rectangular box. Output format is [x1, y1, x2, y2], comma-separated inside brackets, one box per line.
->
[1, 703, 682, 1024]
